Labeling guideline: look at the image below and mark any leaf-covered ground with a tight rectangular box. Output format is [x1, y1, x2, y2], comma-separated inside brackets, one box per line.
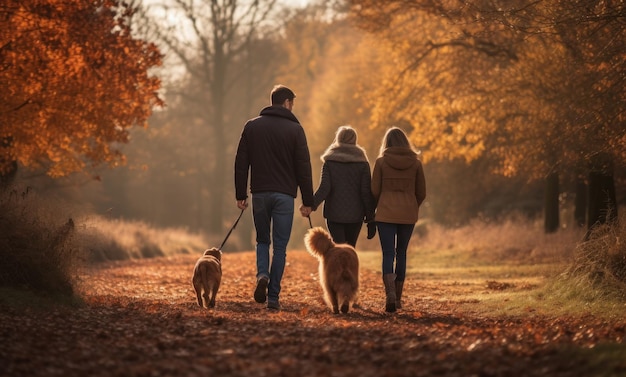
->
[1, 250, 625, 377]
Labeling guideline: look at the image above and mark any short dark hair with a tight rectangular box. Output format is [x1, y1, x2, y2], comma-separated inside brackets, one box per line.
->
[270, 85, 295, 105]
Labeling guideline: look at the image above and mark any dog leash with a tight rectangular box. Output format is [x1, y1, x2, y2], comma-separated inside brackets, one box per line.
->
[219, 209, 244, 250]
[307, 215, 313, 229]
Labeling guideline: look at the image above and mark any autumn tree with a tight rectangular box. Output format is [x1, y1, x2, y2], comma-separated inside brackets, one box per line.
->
[0, 0, 163, 178]
[349, 0, 625, 232]
[137, 0, 283, 234]
[93, 39, 282, 238]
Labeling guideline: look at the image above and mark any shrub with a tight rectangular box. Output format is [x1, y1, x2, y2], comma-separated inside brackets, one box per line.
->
[0, 186, 84, 296]
[0, 184, 209, 298]
[555, 216, 626, 301]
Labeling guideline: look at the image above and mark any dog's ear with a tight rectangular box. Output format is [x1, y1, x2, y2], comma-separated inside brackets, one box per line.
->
[204, 248, 222, 260]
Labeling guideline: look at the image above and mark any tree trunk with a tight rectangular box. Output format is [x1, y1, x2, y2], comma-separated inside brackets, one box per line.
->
[0, 136, 18, 190]
[208, 34, 227, 235]
[238, 51, 257, 251]
[544, 171, 559, 233]
[574, 179, 587, 227]
[586, 153, 618, 235]
[210, 123, 225, 234]
[0, 161, 17, 190]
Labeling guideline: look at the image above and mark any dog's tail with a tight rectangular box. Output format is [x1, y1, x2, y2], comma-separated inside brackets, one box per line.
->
[304, 227, 335, 258]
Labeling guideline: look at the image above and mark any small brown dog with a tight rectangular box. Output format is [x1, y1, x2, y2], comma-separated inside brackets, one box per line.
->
[192, 248, 222, 309]
[304, 227, 359, 314]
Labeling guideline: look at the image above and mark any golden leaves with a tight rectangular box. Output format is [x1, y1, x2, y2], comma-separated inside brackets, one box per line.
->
[352, 1, 626, 179]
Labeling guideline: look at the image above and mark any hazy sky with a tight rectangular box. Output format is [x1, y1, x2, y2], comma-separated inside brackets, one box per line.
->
[281, 0, 310, 8]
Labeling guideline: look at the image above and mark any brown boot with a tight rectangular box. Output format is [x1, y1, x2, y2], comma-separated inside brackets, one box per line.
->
[383, 274, 397, 313]
[395, 280, 404, 309]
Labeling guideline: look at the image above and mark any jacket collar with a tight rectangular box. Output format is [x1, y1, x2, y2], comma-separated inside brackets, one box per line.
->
[259, 105, 299, 123]
[322, 143, 369, 163]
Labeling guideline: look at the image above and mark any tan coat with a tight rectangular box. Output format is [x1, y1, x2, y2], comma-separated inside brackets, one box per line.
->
[371, 147, 426, 224]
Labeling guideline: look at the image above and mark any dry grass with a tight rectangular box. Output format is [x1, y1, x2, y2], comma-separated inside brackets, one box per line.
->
[545, 216, 626, 308]
[4, 182, 625, 319]
[76, 215, 209, 262]
[358, 215, 626, 318]
[359, 215, 581, 272]
[0, 185, 209, 298]
[0, 187, 82, 296]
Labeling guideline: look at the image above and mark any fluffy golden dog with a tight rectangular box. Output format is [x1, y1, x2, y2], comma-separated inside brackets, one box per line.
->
[304, 227, 359, 314]
[192, 248, 222, 309]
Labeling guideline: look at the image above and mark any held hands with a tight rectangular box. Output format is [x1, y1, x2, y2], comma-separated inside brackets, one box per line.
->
[299, 205, 312, 218]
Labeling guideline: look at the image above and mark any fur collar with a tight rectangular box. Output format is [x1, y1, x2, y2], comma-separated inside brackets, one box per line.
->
[321, 143, 369, 163]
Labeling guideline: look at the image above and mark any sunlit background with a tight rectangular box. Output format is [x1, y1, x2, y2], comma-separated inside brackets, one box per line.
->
[2, 3, 626, 374]
[1, 0, 624, 251]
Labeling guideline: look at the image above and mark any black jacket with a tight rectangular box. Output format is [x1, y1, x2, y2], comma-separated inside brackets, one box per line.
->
[312, 142, 375, 223]
[234, 106, 314, 206]
[313, 160, 375, 223]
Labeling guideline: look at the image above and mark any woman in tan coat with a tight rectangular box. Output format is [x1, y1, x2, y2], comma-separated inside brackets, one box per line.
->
[371, 127, 426, 312]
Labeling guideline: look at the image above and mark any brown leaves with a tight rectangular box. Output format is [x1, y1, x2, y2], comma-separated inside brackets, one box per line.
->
[486, 280, 515, 290]
[1, 251, 626, 376]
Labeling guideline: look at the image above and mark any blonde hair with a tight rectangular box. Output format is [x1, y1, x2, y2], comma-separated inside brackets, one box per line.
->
[335, 125, 357, 145]
[320, 125, 368, 162]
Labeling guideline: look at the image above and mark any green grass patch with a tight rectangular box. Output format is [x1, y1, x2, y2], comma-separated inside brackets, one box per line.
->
[358, 216, 626, 319]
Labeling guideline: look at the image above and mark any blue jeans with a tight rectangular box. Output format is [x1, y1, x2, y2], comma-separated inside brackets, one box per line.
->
[376, 222, 415, 281]
[252, 192, 294, 302]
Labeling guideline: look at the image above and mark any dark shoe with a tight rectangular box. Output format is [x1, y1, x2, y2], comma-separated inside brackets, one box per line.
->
[254, 277, 269, 303]
[367, 222, 377, 239]
[395, 280, 404, 309]
[383, 273, 397, 313]
[267, 299, 280, 310]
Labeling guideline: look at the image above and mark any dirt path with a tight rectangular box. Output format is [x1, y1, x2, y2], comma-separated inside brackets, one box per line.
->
[1, 251, 625, 377]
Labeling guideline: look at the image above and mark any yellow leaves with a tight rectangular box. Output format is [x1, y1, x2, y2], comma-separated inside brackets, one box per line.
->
[349, 1, 626, 179]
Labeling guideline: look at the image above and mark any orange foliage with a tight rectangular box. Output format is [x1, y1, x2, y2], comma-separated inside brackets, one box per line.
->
[0, 0, 163, 177]
[350, 0, 626, 179]
[275, 10, 390, 160]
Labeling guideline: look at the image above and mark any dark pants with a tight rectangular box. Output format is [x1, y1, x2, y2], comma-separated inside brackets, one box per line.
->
[376, 222, 415, 281]
[326, 220, 363, 247]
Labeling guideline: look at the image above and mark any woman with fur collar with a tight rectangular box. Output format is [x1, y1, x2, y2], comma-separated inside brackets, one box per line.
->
[311, 125, 375, 247]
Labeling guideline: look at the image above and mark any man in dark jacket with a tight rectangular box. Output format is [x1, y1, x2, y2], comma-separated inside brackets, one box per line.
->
[234, 85, 314, 310]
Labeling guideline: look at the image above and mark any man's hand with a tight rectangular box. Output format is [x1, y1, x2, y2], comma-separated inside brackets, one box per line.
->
[299, 205, 312, 217]
[237, 200, 249, 210]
